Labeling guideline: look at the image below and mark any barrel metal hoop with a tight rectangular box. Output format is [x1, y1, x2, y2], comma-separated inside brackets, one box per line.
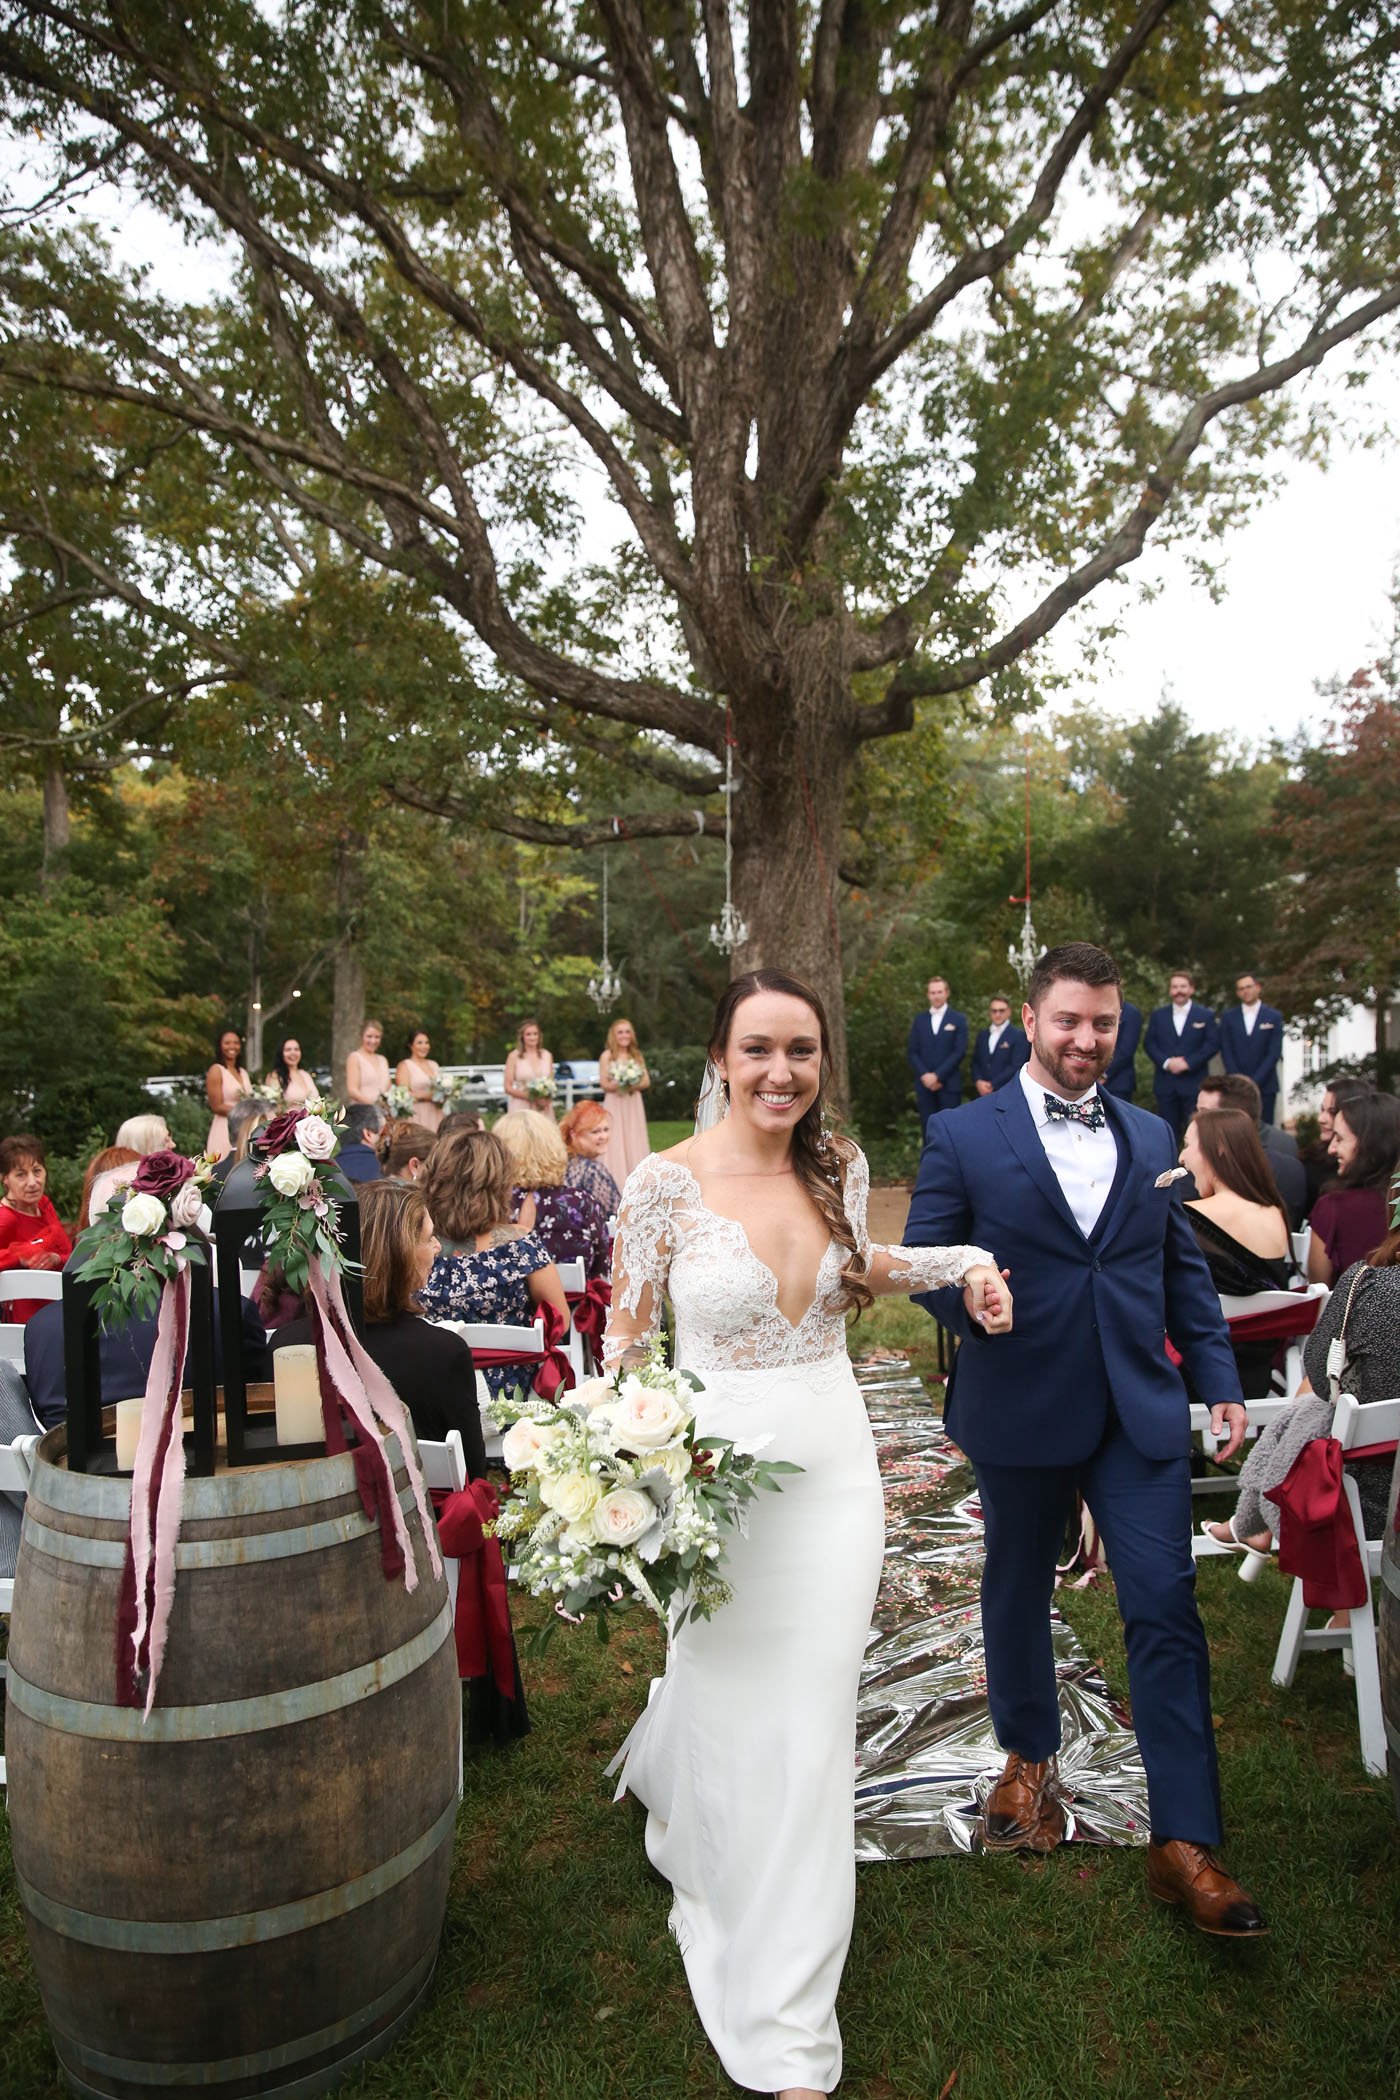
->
[20, 1484, 419, 1571]
[6, 1597, 452, 1744]
[15, 1794, 457, 1953]
[48, 1945, 438, 2087]
[31, 1434, 409, 1523]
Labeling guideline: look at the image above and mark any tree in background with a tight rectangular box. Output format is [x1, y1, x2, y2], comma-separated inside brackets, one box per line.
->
[1, 3, 1398, 1089]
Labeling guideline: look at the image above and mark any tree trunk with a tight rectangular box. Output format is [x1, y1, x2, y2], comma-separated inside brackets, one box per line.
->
[331, 830, 369, 1082]
[40, 760, 70, 894]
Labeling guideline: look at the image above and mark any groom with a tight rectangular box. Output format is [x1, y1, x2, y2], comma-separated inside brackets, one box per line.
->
[904, 941, 1266, 1937]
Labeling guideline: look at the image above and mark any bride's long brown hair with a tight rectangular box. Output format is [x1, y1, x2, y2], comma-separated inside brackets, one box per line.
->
[707, 968, 873, 1315]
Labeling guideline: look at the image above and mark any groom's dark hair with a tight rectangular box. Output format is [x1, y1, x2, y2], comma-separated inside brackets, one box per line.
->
[1026, 942, 1123, 1009]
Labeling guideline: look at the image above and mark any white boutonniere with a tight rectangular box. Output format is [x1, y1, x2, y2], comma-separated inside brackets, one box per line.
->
[1154, 1167, 1189, 1189]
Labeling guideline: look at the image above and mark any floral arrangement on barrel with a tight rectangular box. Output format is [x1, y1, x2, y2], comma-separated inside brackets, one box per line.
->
[78, 1150, 216, 1326]
[250, 1106, 352, 1291]
[610, 1057, 645, 1093]
[488, 1339, 800, 1647]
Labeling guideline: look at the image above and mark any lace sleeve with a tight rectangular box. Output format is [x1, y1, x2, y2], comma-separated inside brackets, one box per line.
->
[603, 1156, 675, 1372]
[843, 1149, 996, 1295]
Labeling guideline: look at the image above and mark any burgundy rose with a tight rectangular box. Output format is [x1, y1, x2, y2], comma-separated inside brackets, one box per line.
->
[132, 1150, 198, 1201]
[257, 1109, 307, 1157]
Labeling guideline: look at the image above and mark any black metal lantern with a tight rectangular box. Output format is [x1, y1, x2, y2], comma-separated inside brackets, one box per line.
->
[62, 1251, 218, 1478]
[211, 1157, 364, 1466]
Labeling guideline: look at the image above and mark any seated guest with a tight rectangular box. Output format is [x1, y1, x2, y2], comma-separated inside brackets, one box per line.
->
[495, 1112, 610, 1280]
[559, 1100, 621, 1216]
[1203, 1206, 1400, 1559]
[1196, 1073, 1307, 1230]
[438, 1110, 485, 1140]
[1179, 1109, 1291, 1400]
[337, 1102, 384, 1184]
[75, 1145, 141, 1235]
[381, 1119, 438, 1182]
[0, 1359, 43, 1582]
[0, 1135, 72, 1326]
[417, 1128, 570, 1396]
[25, 1256, 270, 1431]
[1308, 1091, 1400, 1286]
[1301, 1075, 1372, 1212]
[114, 1112, 173, 1155]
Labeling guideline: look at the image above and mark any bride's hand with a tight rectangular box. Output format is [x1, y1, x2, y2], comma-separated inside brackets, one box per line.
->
[963, 1264, 1012, 1334]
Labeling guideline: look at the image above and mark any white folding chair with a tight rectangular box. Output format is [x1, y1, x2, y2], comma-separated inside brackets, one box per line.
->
[429, 1316, 550, 1462]
[554, 1259, 590, 1382]
[0, 1328, 25, 1367]
[411, 1428, 468, 1794]
[1270, 1391, 1400, 1776]
[0, 1272, 63, 1309]
[1290, 1228, 1312, 1278]
[0, 1432, 40, 1791]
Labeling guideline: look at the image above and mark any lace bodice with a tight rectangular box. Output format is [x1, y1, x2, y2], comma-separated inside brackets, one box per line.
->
[604, 1150, 993, 1375]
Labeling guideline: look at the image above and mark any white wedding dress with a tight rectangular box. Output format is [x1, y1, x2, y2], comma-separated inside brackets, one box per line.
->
[604, 1150, 990, 2095]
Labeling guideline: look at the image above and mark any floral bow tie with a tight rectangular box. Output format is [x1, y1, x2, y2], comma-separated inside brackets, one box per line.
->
[1044, 1092, 1106, 1131]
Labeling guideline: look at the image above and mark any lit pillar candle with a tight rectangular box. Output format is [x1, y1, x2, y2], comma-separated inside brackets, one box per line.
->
[114, 1397, 144, 1471]
[273, 1345, 323, 1447]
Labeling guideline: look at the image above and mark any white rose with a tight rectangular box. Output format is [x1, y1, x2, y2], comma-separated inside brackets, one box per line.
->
[572, 1375, 613, 1412]
[500, 1417, 559, 1472]
[540, 1470, 602, 1523]
[592, 1485, 659, 1547]
[268, 1151, 316, 1197]
[612, 1380, 690, 1453]
[170, 1180, 205, 1229]
[650, 1444, 692, 1485]
[295, 1115, 338, 1162]
[120, 1192, 166, 1238]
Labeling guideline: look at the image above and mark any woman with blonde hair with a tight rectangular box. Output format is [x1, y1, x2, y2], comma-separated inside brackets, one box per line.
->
[417, 1127, 570, 1396]
[560, 1099, 621, 1216]
[345, 1019, 391, 1107]
[503, 1017, 556, 1117]
[114, 1112, 173, 1156]
[76, 1146, 141, 1235]
[599, 1015, 649, 1183]
[495, 1111, 610, 1279]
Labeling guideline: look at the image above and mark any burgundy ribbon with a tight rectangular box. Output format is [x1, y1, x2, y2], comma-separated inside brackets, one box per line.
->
[117, 1266, 192, 1713]
[531, 1299, 576, 1401]
[436, 1480, 516, 1697]
[568, 1277, 612, 1339]
[1271, 1436, 1368, 1611]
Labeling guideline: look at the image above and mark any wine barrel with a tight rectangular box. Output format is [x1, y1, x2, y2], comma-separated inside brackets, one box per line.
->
[6, 1426, 460, 2098]
[1380, 1439, 1400, 1823]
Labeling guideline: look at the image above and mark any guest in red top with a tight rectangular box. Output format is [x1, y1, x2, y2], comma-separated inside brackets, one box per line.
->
[1308, 1092, 1400, 1286]
[0, 1134, 72, 1325]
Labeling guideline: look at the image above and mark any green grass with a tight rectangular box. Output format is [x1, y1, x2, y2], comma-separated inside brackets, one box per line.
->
[4, 1356, 1398, 2099]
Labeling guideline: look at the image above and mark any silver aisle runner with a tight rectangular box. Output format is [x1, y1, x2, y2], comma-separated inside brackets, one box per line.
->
[853, 1360, 1151, 1862]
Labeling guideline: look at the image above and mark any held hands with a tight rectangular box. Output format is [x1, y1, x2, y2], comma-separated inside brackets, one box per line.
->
[1165, 1055, 1188, 1075]
[921, 1072, 941, 1091]
[964, 1265, 1013, 1334]
[1210, 1402, 1247, 1463]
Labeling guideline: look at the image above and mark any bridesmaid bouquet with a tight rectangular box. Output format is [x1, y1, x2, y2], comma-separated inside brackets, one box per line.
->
[525, 1074, 557, 1103]
[610, 1057, 645, 1092]
[488, 1343, 800, 1643]
[385, 1082, 417, 1118]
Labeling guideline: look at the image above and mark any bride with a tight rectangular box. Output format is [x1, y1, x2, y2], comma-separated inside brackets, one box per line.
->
[604, 968, 1011, 2098]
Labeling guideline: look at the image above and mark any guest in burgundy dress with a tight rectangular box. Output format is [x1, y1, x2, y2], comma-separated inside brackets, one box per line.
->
[1309, 1093, 1400, 1286]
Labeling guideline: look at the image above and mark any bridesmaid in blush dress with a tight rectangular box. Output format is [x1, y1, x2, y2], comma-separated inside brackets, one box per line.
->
[345, 1019, 391, 1107]
[604, 970, 1011, 2100]
[396, 1027, 444, 1135]
[266, 1036, 320, 1110]
[599, 1016, 650, 1185]
[205, 1024, 253, 1160]
[503, 1019, 556, 1117]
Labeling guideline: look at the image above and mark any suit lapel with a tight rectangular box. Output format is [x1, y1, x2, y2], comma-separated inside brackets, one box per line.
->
[995, 1083, 1085, 1242]
[1092, 1095, 1153, 1256]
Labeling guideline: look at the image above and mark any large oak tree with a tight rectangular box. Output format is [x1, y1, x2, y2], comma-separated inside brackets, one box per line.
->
[2, 2, 1399, 1080]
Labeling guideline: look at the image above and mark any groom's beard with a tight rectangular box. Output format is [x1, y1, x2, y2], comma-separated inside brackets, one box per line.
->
[1035, 1038, 1114, 1095]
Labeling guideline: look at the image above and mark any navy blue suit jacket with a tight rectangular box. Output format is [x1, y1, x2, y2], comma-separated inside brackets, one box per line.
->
[1218, 1005, 1284, 1091]
[1103, 1000, 1142, 1099]
[904, 1082, 1242, 1466]
[907, 1008, 968, 1106]
[971, 1024, 1029, 1090]
[1143, 1002, 1219, 1091]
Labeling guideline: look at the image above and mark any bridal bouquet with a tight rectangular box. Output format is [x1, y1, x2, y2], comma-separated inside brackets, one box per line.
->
[488, 1341, 800, 1643]
[610, 1057, 645, 1092]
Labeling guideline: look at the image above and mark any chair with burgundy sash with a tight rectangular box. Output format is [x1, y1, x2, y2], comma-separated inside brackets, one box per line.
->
[1189, 1286, 1329, 1545]
[432, 1306, 577, 1460]
[415, 1427, 469, 1789]
[555, 1258, 612, 1378]
[1269, 1390, 1400, 1777]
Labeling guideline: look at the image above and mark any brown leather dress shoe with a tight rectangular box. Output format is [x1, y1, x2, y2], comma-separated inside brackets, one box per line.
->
[982, 1753, 1066, 1853]
[1147, 1841, 1268, 1937]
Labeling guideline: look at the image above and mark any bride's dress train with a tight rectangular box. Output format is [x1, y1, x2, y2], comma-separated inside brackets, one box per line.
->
[605, 1153, 989, 2094]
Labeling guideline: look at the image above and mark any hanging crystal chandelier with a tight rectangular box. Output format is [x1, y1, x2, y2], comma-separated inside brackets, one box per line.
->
[1006, 733, 1042, 988]
[586, 850, 622, 1012]
[709, 720, 747, 955]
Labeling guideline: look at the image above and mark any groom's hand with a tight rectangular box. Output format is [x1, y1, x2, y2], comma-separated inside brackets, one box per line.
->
[964, 1265, 1013, 1334]
[1210, 1402, 1247, 1462]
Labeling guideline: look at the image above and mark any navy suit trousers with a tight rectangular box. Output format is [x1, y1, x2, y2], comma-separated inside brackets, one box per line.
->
[973, 1414, 1222, 1845]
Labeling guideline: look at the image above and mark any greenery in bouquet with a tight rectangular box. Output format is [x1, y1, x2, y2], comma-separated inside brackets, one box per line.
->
[488, 1340, 801, 1647]
[610, 1057, 645, 1093]
[446, 1077, 479, 1114]
[250, 1105, 355, 1291]
[250, 1079, 284, 1106]
[75, 1150, 216, 1328]
[525, 1074, 557, 1102]
[385, 1082, 417, 1118]
[429, 1074, 451, 1106]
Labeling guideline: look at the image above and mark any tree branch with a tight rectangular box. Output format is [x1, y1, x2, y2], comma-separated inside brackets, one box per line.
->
[389, 779, 725, 848]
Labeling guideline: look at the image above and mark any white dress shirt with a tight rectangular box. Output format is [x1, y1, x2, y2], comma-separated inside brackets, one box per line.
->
[1172, 1003, 1190, 1036]
[1241, 1000, 1260, 1035]
[928, 1004, 947, 1030]
[987, 1020, 1007, 1051]
[1018, 1065, 1118, 1238]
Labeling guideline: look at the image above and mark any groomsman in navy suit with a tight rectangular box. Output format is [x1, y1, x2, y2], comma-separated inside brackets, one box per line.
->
[907, 976, 968, 1134]
[1218, 972, 1285, 1126]
[905, 942, 1266, 1936]
[1144, 971, 1219, 1139]
[1103, 996, 1142, 1100]
[971, 994, 1030, 1095]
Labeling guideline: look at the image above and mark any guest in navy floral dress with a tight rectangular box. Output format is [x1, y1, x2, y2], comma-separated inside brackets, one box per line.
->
[417, 1127, 571, 1396]
[560, 1100, 622, 1218]
[496, 1113, 611, 1279]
